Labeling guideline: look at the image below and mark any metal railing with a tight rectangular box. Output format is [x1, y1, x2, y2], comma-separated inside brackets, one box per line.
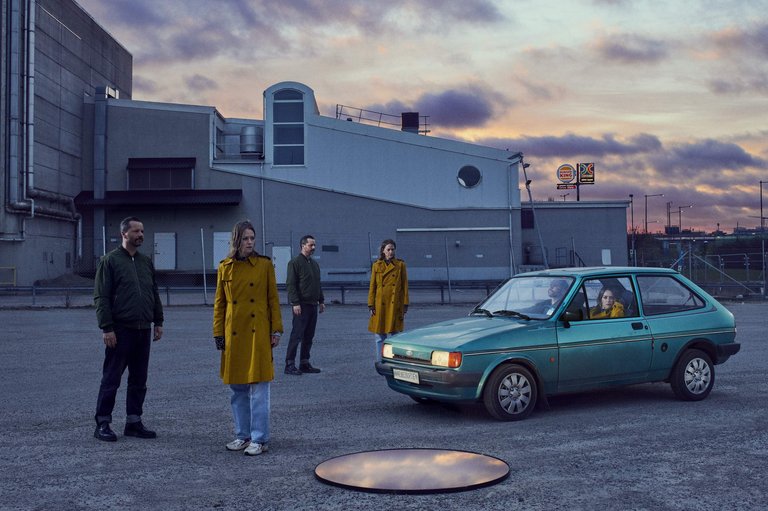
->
[0, 282, 498, 309]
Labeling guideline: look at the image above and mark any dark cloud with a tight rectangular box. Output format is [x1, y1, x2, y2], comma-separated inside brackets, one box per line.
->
[706, 23, 768, 96]
[84, 0, 166, 27]
[479, 133, 662, 158]
[184, 74, 218, 92]
[365, 85, 505, 129]
[708, 73, 768, 95]
[712, 22, 768, 58]
[651, 139, 765, 173]
[131, 75, 159, 96]
[416, 89, 495, 128]
[596, 34, 669, 64]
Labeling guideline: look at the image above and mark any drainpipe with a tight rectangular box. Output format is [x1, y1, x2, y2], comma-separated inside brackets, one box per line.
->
[24, 0, 35, 205]
[3, 0, 80, 248]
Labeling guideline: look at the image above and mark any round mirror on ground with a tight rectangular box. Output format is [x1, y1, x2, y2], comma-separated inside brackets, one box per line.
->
[314, 448, 509, 494]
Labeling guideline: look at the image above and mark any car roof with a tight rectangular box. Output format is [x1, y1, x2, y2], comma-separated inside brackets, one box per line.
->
[518, 266, 678, 278]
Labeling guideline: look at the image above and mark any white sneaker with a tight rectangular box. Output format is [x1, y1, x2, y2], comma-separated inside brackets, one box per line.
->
[226, 438, 250, 451]
[244, 442, 268, 456]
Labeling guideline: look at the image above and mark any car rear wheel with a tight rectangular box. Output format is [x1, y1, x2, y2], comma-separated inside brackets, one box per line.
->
[670, 348, 715, 401]
[483, 364, 538, 421]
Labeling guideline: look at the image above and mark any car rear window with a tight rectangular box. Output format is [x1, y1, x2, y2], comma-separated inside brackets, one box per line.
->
[636, 275, 705, 315]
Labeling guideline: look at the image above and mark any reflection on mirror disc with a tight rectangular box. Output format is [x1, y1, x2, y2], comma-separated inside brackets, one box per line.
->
[314, 448, 509, 494]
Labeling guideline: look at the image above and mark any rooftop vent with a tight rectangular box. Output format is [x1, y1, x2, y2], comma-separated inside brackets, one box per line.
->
[401, 112, 419, 133]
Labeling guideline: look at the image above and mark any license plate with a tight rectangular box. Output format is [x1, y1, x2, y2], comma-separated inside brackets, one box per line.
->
[393, 368, 420, 384]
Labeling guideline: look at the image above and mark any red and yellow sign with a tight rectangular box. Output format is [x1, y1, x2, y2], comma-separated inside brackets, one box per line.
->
[557, 164, 575, 183]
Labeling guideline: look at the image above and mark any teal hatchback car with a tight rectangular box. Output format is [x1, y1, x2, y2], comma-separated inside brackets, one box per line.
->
[376, 267, 740, 420]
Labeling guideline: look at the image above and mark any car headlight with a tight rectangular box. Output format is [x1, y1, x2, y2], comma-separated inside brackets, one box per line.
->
[431, 351, 462, 368]
[382, 343, 394, 359]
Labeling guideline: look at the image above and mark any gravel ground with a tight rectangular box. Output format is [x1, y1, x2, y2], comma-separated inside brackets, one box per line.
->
[0, 300, 765, 510]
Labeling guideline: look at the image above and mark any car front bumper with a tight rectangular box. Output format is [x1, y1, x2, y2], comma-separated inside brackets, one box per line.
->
[375, 361, 483, 401]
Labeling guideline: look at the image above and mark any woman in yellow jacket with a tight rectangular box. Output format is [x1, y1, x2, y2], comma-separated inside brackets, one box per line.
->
[368, 239, 409, 362]
[590, 287, 625, 319]
[213, 221, 283, 456]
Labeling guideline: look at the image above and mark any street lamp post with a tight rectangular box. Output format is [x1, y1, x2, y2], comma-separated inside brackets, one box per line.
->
[666, 201, 673, 234]
[629, 194, 636, 266]
[677, 205, 693, 233]
[761, 181, 766, 299]
[560, 193, 569, 201]
[644, 193, 664, 233]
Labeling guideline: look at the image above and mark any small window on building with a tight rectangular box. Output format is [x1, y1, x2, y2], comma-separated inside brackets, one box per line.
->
[521, 209, 534, 229]
[457, 165, 482, 188]
[127, 158, 194, 190]
[273, 89, 305, 166]
[321, 245, 339, 252]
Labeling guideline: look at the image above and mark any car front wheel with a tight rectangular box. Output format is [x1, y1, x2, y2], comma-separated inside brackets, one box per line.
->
[670, 348, 715, 401]
[483, 364, 538, 421]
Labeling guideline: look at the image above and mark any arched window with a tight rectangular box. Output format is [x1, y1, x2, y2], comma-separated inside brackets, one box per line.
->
[273, 89, 304, 165]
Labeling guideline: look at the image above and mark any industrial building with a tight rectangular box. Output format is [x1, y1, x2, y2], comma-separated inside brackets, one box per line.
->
[2, 0, 628, 287]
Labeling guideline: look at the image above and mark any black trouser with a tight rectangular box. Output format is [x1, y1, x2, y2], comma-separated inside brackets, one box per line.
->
[95, 326, 151, 424]
[285, 303, 318, 366]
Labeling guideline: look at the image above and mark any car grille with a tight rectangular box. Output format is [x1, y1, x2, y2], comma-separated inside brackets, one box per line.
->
[392, 353, 431, 365]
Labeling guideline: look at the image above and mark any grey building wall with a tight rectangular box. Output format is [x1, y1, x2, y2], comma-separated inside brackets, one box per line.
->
[1, 0, 132, 285]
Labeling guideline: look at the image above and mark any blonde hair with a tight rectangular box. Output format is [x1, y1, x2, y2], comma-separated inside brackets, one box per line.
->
[227, 220, 257, 258]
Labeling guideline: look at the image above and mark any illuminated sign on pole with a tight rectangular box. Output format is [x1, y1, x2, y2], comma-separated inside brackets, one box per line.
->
[556, 164, 575, 183]
[578, 162, 595, 184]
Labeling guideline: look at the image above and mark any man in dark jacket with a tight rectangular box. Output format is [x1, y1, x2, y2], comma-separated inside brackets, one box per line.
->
[93, 216, 164, 441]
[284, 235, 325, 375]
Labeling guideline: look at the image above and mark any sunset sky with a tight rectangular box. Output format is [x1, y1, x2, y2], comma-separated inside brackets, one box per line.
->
[77, 0, 768, 233]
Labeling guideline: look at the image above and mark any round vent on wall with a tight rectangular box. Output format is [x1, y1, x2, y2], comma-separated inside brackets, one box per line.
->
[457, 165, 482, 188]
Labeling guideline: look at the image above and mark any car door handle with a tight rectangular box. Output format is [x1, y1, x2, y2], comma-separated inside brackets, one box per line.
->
[631, 322, 644, 330]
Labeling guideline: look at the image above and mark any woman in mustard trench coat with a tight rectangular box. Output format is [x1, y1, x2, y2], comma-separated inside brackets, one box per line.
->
[368, 239, 409, 362]
[589, 287, 625, 319]
[213, 221, 282, 456]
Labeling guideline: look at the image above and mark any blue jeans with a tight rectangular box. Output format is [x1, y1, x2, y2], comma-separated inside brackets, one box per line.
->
[229, 382, 270, 444]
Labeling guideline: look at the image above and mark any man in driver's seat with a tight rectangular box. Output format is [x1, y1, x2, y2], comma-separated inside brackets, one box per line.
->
[526, 279, 569, 315]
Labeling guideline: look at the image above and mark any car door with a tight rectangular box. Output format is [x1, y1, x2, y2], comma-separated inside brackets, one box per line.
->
[556, 276, 653, 392]
[635, 274, 709, 380]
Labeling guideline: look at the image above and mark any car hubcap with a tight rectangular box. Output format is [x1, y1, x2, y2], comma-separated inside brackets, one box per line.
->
[498, 373, 531, 414]
[684, 358, 711, 394]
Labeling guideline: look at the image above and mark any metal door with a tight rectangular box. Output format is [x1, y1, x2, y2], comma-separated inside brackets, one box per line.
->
[153, 233, 176, 270]
[213, 232, 230, 268]
[272, 246, 292, 283]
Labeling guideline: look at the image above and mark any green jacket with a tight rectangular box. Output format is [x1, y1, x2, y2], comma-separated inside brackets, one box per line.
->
[94, 246, 164, 332]
[286, 254, 324, 305]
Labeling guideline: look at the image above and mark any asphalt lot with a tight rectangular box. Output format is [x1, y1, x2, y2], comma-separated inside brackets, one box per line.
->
[0, 300, 766, 510]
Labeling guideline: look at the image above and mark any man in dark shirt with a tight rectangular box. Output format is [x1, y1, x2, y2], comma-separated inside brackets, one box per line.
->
[93, 216, 163, 441]
[284, 235, 325, 375]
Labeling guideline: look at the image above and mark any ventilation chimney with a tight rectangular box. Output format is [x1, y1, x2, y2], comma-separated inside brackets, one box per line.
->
[401, 112, 419, 133]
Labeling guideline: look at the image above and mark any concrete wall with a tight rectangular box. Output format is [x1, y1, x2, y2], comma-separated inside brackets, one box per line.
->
[1, 0, 132, 285]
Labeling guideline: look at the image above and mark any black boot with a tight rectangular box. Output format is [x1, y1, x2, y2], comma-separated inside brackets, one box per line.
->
[284, 364, 302, 375]
[124, 421, 157, 439]
[94, 422, 117, 442]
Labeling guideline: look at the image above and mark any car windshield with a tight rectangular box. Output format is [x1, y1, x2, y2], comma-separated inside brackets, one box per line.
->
[473, 276, 575, 319]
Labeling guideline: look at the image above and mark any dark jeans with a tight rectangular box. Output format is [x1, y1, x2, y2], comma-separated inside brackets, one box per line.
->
[95, 326, 152, 424]
[285, 303, 318, 366]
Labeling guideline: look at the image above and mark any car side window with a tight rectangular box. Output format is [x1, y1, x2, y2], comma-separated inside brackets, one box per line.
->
[584, 277, 637, 320]
[636, 275, 705, 315]
[564, 287, 589, 320]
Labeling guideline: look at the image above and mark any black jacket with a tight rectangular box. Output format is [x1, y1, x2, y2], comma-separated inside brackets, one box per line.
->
[94, 246, 163, 331]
